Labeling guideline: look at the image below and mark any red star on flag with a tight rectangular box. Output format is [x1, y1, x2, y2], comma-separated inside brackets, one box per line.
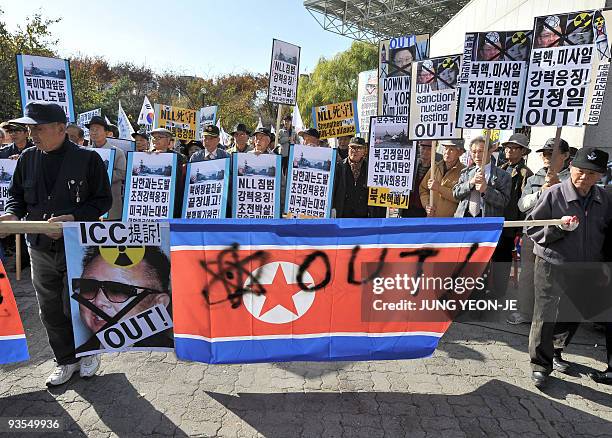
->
[258, 264, 301, 317]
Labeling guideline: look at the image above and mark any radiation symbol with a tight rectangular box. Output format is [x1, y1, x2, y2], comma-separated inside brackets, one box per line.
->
[511, 31, 527, 45]
[573, 12, 592, 28]
[99, 246, 145, 268]
[595, 16, 605, 29]
[442, 57, 455, 69]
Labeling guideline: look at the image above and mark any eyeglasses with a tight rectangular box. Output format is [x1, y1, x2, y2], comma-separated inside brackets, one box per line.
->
[152, 135, 171, 140]
[72, 278, 164, 304]
[349, 145, 366, 150]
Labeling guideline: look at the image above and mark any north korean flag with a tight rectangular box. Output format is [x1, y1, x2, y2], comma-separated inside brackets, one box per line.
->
[170, 218, 503, 364]
[0, 261, 29, 364]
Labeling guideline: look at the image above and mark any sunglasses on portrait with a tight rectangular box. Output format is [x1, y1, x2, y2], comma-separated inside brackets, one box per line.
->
[71, 278, 165, 304]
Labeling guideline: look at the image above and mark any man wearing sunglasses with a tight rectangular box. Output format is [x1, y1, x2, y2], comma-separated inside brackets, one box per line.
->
[72, 246, 171, 352]
[0, 102, 112, 387]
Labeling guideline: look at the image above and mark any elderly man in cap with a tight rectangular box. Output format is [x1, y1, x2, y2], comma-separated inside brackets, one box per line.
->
[132, 130, 150, 152]
[298, 128, 321, 147]
[0, 121, 34, 158]
[510, 138, 572, 325]
[248, 127, 274, 155]
[453, 136, 511, 218]
[86, 115, 127, 221]
[0, 102, 112, 386]
[149, 128, 187, 218]
[227, 123, 253, 154]
[190, 125, 229, 162]
[527, 147, 612, 388]
[419, 139, 465, 217]
[332, 137, 384, 218]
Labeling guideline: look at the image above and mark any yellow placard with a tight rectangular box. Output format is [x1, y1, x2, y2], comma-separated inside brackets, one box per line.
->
[367, 187, 409, 208]
[313, 100, 358, 140]
[155, 104, 199, 141]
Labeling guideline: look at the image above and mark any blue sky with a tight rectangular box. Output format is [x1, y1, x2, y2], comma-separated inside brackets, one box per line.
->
[3, 0, 355, 76]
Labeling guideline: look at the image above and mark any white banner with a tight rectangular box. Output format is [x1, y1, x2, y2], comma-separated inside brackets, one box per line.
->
[232, 153, 282, 218]
[268, 39, 300, 105]
[183, 158, 230, 219]
[285, 144, 336, 218]
[123, 152, 178, 221]
[409, 55, 463, 140]
[357, 70, 378, 135]
[0, 159, 17, 215]
[367, 116, 417, 193]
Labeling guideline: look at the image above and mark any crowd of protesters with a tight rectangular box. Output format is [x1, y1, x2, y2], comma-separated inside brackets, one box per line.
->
[0, 102, 611, 389]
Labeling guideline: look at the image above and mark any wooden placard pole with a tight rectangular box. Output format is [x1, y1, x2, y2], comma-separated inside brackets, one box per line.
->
[429, 140, 437, 209]
[15, 234, 21, 281]
[547, 126, 563, 179]
[482, 129, 490, 172]
[274, 104, 283, 149]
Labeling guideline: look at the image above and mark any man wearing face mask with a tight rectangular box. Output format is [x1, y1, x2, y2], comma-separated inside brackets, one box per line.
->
[0, 103, 112, 386]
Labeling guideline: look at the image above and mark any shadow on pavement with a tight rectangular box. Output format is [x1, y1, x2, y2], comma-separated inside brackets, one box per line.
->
[207, 379, 612, 437]
[0, 373, 187, 437]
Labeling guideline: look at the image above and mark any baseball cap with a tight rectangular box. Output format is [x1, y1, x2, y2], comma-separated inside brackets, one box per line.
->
[9, 102, 67, 125]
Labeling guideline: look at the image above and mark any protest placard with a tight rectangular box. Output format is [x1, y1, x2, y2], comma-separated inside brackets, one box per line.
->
[0, 159, 17, 215]
[182, 158, 230, 219]
[268, 39, 301, 105]
[123, 152, 178, 221]
[154, 104, 199, 141]
[312, 100, 359, 140]
[522, 10, 611, 126]
[233, 153, 281, 218]
[285, 144, 336, 218]
[409, 55, 463, 140]
[63, 222, 173, 357]
[77, 108, 101, 140]
[367, 116, 416, 207]
[357, 69, 378, 136]
[367, 187, 410, 209]
[378, 34, 430, 117]
[458, 30, 532, 130]
[16, 54, 75, 122]
[196, 105, 218, 140]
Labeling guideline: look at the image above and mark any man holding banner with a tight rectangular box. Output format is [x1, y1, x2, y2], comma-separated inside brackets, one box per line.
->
[0, 102, 112, 386]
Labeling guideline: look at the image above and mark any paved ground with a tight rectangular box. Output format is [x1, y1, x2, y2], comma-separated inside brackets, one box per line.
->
[1, 270, 611, 437]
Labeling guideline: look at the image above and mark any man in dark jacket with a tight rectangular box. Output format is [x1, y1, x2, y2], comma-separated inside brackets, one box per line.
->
[527, 147, 612, 388]
[0, 122, 34, 158]
[332, 137, 385, 218]
[0, 102, 112, 387]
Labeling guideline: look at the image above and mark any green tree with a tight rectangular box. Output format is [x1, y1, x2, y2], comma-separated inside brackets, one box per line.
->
[0, 8, 59, 120]
[297, 41, 378, 126]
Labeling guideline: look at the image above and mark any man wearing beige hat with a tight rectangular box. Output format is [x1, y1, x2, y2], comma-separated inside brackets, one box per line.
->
[419, 139, 465, 217]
